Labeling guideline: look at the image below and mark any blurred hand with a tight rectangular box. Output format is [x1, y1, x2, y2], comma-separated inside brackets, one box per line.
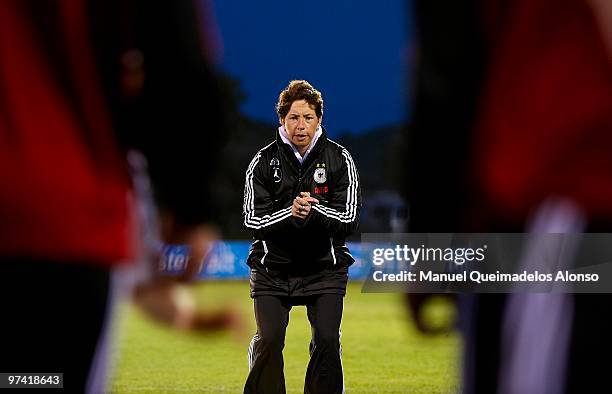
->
[160, 212, 219, 282]
[134, 281, 198, 330]
[133, 281, 246, 337]
[134, 211, 240, 334]
[191, 306, 247, 341]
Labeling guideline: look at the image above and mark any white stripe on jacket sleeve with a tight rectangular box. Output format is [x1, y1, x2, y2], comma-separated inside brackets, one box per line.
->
[243, 151, 292, 229]
[311, 150, 359, 223]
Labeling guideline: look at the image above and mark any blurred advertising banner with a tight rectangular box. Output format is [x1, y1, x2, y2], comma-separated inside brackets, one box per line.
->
[161, 241, 369, 280]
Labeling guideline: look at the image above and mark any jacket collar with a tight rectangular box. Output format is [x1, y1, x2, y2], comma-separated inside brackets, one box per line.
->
[276, 126, 328, 171]
[278, 125, 322, 164]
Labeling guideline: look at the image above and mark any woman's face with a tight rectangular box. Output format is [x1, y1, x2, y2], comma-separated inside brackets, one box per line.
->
[281, 99, 321, 152]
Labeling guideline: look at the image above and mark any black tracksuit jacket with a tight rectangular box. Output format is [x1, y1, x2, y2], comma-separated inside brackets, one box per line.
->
[243, 127, 362, 297]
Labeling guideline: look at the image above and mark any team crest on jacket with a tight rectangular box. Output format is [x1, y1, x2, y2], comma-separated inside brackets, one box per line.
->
[314, 164, 327, 184]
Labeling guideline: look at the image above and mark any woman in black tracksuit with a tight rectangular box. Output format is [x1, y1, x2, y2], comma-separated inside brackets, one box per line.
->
[243, 80, 362, 394]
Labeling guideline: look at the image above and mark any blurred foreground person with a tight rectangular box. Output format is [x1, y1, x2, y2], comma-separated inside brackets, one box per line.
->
[243, 80, 362, 394]
[407, 0, 612, 393]
[0, 1, 234, 392]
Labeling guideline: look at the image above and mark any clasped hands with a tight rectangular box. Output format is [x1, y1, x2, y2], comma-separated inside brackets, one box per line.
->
[292, 191, 319, 219]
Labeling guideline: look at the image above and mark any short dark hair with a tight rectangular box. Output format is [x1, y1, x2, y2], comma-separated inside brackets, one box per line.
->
[276, 80, 323, 121]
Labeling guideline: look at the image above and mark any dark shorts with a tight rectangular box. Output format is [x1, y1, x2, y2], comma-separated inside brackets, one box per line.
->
[249, 262, 349, 298]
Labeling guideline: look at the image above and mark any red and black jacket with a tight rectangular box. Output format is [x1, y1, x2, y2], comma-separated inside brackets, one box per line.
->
[0, 0, 229, 265]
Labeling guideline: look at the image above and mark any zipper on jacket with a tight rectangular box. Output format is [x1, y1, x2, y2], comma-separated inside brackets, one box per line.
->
[294, 168, 303, 196]
[295, 159, 319, 195]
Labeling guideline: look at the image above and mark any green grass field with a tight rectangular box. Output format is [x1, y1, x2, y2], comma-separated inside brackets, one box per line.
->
[111, 281, 460, 393]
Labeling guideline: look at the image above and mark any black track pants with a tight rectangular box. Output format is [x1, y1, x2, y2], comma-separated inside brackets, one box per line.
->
[244, 294, 344, 394]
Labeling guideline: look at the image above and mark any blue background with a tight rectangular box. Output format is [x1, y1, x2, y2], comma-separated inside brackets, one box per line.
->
[212, 0, 413, 137]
